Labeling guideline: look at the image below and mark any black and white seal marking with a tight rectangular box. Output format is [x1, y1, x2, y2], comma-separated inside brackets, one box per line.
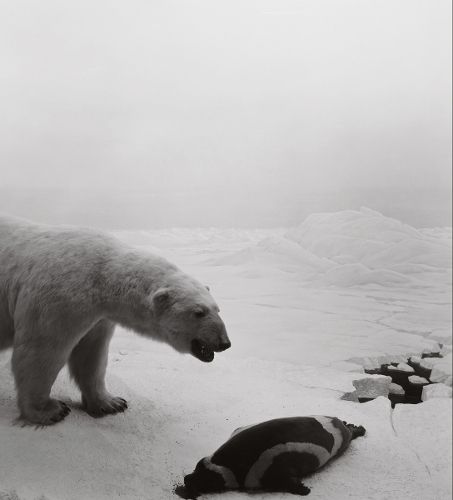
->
[177, 416, 366, 498]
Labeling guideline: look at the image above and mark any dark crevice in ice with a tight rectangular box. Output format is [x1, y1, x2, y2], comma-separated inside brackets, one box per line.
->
[345, 349, 444, 407]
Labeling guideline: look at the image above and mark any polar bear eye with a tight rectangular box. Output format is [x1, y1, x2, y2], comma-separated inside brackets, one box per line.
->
[194, 309, 207, 318]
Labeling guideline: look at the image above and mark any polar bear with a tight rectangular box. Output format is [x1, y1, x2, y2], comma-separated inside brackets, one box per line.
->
[0, 215, 231, 425]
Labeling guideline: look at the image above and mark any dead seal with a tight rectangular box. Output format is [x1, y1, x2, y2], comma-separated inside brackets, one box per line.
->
[177, 416, 366, 498]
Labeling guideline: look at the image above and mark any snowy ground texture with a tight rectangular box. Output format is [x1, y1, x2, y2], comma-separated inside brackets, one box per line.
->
[0, 208, 451, 500]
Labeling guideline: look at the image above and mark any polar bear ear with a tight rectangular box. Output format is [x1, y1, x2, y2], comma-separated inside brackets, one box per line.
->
[151, 288, 171, 313]
[205, 285, 210, 291]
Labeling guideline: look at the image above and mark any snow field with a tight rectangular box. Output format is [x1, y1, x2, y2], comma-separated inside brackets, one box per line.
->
[1, 209, 451, 499]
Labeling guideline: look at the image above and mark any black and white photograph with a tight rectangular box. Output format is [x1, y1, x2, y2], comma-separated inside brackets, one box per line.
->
[0, 1, 451, 499]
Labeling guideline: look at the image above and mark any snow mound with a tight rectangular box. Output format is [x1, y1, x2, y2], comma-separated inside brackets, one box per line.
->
[362, 238, 451, 269]
[215, 236, 334, 276]
[213, 207, 451, 288]
[287, 207, 451, 270]
[287, 207, 422, 247]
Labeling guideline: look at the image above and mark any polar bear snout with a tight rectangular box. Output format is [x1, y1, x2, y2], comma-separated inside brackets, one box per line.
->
[215, 339, 231, 352]
[211, 320, 231, 352]
[190, 335, 231, 363]
[190, 319, 231, 362]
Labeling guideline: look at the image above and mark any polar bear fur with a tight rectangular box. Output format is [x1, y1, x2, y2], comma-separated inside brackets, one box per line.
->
[0, 215, 230, 425]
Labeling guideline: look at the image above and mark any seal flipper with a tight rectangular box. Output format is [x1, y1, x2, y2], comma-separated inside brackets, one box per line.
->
[343, 421, 366, 440]
[286, 477, 311, 496]
[264, 476, 311, 496]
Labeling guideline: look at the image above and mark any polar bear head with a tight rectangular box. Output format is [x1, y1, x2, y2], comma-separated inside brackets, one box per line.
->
[150, 272, 231, 362]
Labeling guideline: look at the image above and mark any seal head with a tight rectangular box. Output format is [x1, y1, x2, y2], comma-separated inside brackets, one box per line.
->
[183, 458, 225, 498]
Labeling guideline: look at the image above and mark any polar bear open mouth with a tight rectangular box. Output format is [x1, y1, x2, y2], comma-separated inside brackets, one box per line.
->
[191, 339, 215, 362]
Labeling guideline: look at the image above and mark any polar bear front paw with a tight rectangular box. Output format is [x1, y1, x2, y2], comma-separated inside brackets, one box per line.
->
[20, 398, 71, 426]
[82, 394, 128, 418]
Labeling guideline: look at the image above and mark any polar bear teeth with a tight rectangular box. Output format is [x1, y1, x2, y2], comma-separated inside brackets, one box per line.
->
[191, 339, 215, 363]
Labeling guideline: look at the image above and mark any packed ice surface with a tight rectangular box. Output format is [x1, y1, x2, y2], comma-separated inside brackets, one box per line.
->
[388, 363, 414, 373]
[422, 383, 453, 401]
[430, 353, 453, 384]
[0, 208, 451, 499]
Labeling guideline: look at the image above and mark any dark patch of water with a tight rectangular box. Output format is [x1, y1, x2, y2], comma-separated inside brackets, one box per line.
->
[362, 351, 442, 407]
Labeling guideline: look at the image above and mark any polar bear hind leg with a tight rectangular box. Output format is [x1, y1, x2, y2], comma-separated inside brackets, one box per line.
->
[12, 336, 72, 426]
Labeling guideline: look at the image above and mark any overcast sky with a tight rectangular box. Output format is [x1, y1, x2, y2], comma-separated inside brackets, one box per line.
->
[0, 0, 451, 225]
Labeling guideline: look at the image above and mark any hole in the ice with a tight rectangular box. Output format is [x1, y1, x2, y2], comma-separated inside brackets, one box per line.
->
[343, 349, 447, 407]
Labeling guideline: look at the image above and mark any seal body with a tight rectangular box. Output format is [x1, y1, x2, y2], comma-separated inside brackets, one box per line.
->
[182, 416, 366, 497]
